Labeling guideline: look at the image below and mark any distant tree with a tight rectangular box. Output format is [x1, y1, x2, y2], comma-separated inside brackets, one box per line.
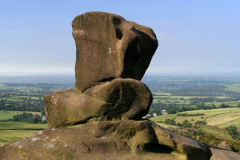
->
[41, 109, 45, 116]
[220, 103, 230, 108]
[225, 126, 239, 138]
[176, 122, 182, 126]
[182, 120, 192, 128]
[211, 103, 216, 109]
[194, 129, 205, 136]
[195, 121, 207, 125]
[164, 119, 176, 125]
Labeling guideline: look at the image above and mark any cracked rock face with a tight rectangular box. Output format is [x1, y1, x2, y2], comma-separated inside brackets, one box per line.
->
[43, 78, 152, 127]
[72, 12, 158, 91]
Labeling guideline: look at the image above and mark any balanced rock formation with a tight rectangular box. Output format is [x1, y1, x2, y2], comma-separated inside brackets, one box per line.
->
[2, 11, 239, 160]
[42, 12, 157, 127]
[43, 78, 152, 127]
[72, 12, 158, 91]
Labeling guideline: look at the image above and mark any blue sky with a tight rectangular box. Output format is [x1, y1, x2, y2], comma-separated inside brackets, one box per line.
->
[0, 0, 239, 75]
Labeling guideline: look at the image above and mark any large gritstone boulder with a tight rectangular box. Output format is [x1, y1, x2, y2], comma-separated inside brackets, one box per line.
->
[0, 120, 208, 160]
[72, 12, 158, 91]
[43, 78, 152, 127]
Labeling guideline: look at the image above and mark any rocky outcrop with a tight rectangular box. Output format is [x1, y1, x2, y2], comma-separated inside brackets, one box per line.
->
[72, 12, 158, 91]
[43, 78, 152, 127]
[41, 12, 157, 127]
[1, 11, 239, 160]
[0, 120, 207, 160]
[210, 146, 240, 160]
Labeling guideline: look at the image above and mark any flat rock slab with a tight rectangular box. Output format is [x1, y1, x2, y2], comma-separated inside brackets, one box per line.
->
[0, 120, 207, 160]
[72, 12, 158, 91]
[43, 78, 152, 127]
[210, 146, 240, 160]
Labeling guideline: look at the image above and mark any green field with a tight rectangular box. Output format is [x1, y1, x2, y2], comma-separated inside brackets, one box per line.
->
[0, 110, 41, 120]
[151, 108, 240, 123]
[200, 125, 233, 140]
[218, 118, 240, 128]
[225, 84, 240, 93]
[150, 108, 240, 141]
[0, 121, 47, 130]
[176, 108, 239, 116]
[0, 121, 47, 145]
[206, 112, 240, 126]
[156, 123, 178, 128]
[151, 82, 240, 107]
[150, 114, 177, 122]
[0, 130, 39, 145]
[0, 111, 20, 120]
[151, 108, 240, 129]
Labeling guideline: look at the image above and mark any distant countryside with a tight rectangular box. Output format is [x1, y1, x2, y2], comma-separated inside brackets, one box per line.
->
[1, 75, 240, 153]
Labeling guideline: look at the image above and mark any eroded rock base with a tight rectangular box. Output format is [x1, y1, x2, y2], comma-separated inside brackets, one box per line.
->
[0, 120, 207, 160]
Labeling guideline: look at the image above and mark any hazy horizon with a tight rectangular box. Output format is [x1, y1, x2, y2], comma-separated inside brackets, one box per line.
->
[1, 1, 239, 74]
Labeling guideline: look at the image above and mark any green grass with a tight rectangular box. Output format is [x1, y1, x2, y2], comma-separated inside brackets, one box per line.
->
[152, 92, 171, 96]
[177, 108, 239, 116]
[0, 111, 20, 120]
[206, 112, 240, 126]
[156, 123, 177, 128]
[151, 108, 240, 126]
[175, 116, 206, 123]
[150, 114, 177, 122]
[6, 95, 41, 101]
[0, 121, 47, 145]
[0, 130, 38, 145]
[150, 108, 240, 141]
[4, 98, 23, 101]
[218, 118, 240, 128]
[0, 121, 47, 130]
[201, 125, 233, 140]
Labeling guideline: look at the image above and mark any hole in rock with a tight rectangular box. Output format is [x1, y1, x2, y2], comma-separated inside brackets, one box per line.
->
[113, 16, 121, 25]
[115, 27, 123, 39]
[143, 143, 174, 154]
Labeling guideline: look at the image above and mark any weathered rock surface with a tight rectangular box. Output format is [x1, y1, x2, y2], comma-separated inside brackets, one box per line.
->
[0, 120, 207, 160]
[210, 146, 240, 160]
[43, 78, 152, 127]
[72, 12, 158, 91]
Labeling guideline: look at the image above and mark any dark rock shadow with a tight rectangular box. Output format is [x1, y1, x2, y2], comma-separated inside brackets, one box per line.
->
[143, 143, 174, 154]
